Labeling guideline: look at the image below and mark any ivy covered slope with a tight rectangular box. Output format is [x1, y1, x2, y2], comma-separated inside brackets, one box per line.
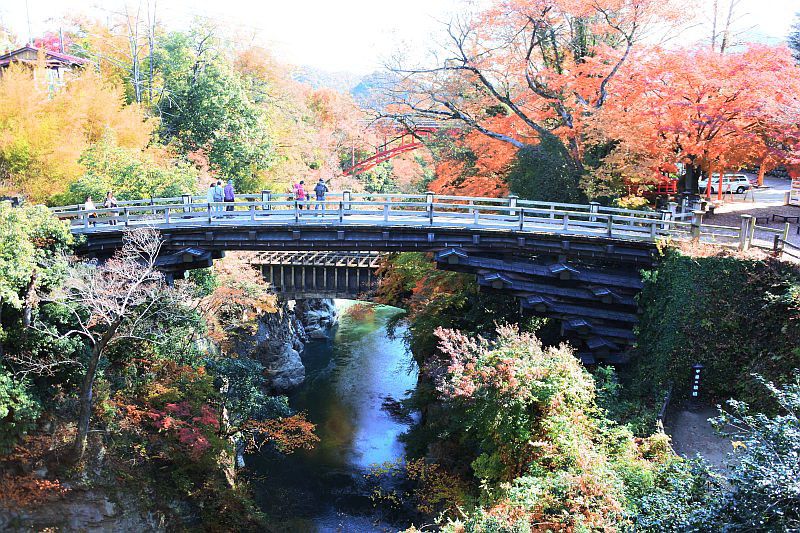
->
[632, 249, 800, 409]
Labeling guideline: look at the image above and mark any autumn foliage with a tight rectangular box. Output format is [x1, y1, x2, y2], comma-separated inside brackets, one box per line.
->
[0, 62, 153, 202]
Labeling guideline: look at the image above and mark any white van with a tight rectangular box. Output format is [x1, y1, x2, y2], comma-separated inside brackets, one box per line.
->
[698, 174, 752, 194]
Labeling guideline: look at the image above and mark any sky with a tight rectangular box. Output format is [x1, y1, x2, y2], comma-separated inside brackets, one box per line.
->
[0, 0, 797, 74]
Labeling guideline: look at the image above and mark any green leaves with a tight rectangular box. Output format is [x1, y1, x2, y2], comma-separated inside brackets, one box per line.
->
[56, 133, 197, 204]
[156, 30, 275, 190]
[0, 369, 41, 454]
[0, 203, 72, 309]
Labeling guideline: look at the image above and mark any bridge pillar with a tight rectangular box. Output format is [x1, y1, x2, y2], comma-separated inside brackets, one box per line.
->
[668, 201, 678, 218]
[508, 195, 519, 216]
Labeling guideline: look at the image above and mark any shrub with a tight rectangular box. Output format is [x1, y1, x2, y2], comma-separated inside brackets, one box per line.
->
[0, 369, 41, 453]
[507, 132, 587, 204]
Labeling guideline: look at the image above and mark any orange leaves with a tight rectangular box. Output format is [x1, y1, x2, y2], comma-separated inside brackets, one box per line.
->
[0, 474, 69, 508]
[430, 130, 514, 196]
[597, 44, 800, 175]
[245, 414, 319, 454]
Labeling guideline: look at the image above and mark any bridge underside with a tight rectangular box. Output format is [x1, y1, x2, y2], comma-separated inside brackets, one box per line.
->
[80, 224, 656, 364]
[252, 251, 380, 300]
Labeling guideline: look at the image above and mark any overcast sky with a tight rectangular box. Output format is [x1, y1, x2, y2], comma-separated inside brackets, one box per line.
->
[1, 0, 797, 73]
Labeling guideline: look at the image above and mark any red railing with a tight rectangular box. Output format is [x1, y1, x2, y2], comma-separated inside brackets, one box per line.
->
[344, 128, 437, 175]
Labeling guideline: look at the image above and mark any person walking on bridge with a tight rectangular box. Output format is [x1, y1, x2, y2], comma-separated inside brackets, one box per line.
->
[314, 178, 329, 214]
[224, 179, 235, 212]
[295, 180, 307, 210]
[213, 180, 224, 212]
[207, 182, 216, 215]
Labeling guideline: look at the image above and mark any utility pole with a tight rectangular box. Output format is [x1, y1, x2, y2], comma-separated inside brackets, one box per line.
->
[25, 0, 33, 45]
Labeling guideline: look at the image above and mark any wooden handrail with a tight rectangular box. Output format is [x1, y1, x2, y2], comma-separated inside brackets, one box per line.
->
[48, 193, 775, 248]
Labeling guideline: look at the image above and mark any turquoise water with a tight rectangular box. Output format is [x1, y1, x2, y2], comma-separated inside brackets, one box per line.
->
[247, 301, 418, 532]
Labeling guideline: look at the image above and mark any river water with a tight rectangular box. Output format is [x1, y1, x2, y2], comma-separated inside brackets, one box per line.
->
[247, 301, 418, 532]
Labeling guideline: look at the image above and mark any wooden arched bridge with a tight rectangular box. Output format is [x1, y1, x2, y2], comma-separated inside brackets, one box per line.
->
[50, 192, 789, 363]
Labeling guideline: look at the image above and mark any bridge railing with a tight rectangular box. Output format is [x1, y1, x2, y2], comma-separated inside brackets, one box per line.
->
[49, 194, 790, 254]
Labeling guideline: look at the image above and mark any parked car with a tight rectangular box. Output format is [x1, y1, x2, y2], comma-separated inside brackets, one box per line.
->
[698, 174, 752, 194]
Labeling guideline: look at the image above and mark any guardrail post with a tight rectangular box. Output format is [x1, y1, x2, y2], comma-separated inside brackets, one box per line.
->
[607, 215, 613, 236]
[508, 195, 518, 216]
[164, 207, 170, 225]
[123, 207, 129, 227]
[659, 209, 671, 232]
[249, 204, 256, 221]
[562, 212, 569, 231]
[690, 210, 704, 243]
[182, 194, 191, 214]
[589, 201, 599, 223]
[775, 222, 791, 256]
[668, 201, 678, 218]
[294, 200, 299, 223]
[383, 203, 389, 222]
[339, 201, 343, 223]
[474, 208, 480, 226]
[785, 191, 791, 206]
[261, 190, 271, 210]
[343, 190, 351, 211]
[207, 203, 212, 224]
[426, 191, 434, 225]
[518, 208, 524, 230]
[738, 214, 753, 251]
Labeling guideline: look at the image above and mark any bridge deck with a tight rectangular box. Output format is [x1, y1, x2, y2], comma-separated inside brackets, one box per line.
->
[50, 193, 783, 256]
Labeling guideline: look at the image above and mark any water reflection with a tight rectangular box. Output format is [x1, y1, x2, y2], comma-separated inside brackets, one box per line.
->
[247, 300, 417, 532]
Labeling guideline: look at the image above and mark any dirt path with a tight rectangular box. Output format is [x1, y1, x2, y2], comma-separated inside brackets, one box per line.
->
[665, 406, 734, 472]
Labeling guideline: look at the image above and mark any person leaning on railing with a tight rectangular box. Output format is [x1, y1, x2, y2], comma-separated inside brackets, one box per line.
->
[103, 191, 118, 225]
[84, 196, 97, 226]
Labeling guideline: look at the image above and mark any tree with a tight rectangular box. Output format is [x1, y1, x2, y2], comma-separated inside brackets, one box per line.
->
[0, 62, 154, 202]
[0, 204, 73, 358]
[381, 0, 682, 179]
[710, 376, 800, 530]
[433, 324, 676, 530]
[55, 133, 198, 205]
[28, 227, 179, 460]
[155, 29, 274, 190]
[0, 368, 41, 454]
[790, 12, 800, 64]
[596, 45, 800, 193]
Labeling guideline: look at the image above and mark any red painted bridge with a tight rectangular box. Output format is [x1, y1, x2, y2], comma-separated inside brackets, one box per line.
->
[344, 121, 444, 176]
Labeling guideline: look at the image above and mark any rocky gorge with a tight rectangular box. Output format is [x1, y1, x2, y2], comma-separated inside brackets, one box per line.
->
[232, 297, 339, 392]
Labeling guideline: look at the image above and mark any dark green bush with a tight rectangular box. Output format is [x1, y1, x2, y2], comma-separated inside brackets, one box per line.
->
[507, 132, 587, 204]
[632, 250, 800, 410]
[0, 368, 41, 453]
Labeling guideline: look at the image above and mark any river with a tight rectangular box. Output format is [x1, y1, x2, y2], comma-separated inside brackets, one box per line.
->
[247, 300, 419, 532]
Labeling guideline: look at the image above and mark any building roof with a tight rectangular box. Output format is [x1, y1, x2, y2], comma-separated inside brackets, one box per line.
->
[0, 45, 88, 69]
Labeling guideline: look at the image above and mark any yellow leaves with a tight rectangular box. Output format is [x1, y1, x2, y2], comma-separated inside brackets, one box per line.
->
[0, 64, 152, 203]
[732, 440, 747, 451]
